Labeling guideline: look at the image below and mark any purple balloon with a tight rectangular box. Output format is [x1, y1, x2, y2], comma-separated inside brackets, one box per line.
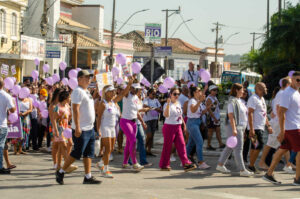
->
[45, 77, 54, 86]
[31, 70, 39, 80]
[279, 78, 283, 87]
[8, 112, 18, 123]
[131, 62, 141, 74]
[141, 78, 151, 87]
[200, 70, 211, 83]
[288, 70, 295, 78]
[59, 61, 67, 71]
[187, 81, 195, 88]
[68, 78, 78, 90]
[76, 68, 82, 72]
[63, 128, 72, 139]
[19, 87, 30, 99]
[198, 68, 205, 76]
[158, 85, 168, 94]
[29, 94, 37, 101]
[163, 77, 175, 89]
[116, 53, 127, 66]
[4, 77, 14, 90]
[39, 101, 47, 111]
[99, 90, 103, 97]
[116, 77, 123, 85]
[52, 73, 60, 83]
[111, 67, 120, 77]
[226, 136, 238, 148]
[33, 100, 40, 108]
[11, 85, 21, 96]
[68, 69, 78, 79]
[61, 77, 69, 86]
[43, 64, 50, 73]
[34, 58, 40, 66]
[11, 77, 16, 83]
[41, 110, 48, 118]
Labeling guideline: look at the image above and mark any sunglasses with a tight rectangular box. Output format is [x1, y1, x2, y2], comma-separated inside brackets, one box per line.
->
[172, 93, 180, 96]
[296, 79, 300, 83]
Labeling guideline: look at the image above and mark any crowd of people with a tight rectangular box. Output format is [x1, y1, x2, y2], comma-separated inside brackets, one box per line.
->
[0, 64, 299, 186]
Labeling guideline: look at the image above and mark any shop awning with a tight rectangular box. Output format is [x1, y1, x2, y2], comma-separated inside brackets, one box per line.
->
[57, 16, 90, 33]
[76, 34, 109, 50]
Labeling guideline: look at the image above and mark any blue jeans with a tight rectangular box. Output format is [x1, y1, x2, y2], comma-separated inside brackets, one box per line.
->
[129, 124, 148, 165]
[186, 118, 204, 162]
[289, 151, 297, 164]
[0, 127, 8, 169]
[70, 129, 95, 160]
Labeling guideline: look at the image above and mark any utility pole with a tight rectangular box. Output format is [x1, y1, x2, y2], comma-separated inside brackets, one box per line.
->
[212, 22, 224, 77]
[250, 32, 265, 51]
[279, 0, 282, 21]
[109, 0, 116, 71]
[162, 7, 180, 77]
[267, 0, 270, 39]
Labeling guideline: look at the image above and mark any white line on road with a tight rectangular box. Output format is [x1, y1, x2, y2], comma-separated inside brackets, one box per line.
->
[201, 191, 260, 199]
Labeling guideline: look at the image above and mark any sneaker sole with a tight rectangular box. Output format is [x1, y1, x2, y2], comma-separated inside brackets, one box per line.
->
[184, 166, 196, 172]
[293, 182, 300, 186]
[216, 168, 230, 174]
[262, 176, 281, 185]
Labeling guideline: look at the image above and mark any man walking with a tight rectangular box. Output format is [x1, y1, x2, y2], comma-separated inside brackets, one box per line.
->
[181, 62, 199, 86]
[247, 82, 272, 173]
[56, 70, 101, 185]
[263, 71, 300, 185]
[0, 77, 16, 174]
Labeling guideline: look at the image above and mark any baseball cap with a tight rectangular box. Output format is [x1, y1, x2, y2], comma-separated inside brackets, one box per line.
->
[209, 85, 218, 91]
[77, 70, 93, 78]
[40, 88, 48, 97]
[132, 83, 141, 89]
[105, 85, 116, 92]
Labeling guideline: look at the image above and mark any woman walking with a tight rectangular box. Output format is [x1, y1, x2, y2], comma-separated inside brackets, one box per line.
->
[216, 83, 253, 176]
[186, 86, 211, 169]
[159, 88, 196, 172]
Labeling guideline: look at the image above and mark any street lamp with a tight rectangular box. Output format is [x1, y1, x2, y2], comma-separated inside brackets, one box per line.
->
[108, 4, 149, 70]
[170, 19, 193, 38]
[220, 32, 240, 47]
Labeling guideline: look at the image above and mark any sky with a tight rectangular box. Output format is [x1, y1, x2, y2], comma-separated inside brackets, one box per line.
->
[84, 0, 300, 55]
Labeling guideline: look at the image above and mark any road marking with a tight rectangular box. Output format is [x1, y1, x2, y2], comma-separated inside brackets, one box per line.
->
[201, 191, 260, 199]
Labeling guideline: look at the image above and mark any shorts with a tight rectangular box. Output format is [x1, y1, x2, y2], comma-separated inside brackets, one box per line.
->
[250, 129, 264, 150]
[280, 129, 300, 152]
[100, 126, 116, 138]
[207, 118, 220, 129]
[146, 120, 158, 134]
[70, 129, 95, 160]
[266, 120, 280, 149]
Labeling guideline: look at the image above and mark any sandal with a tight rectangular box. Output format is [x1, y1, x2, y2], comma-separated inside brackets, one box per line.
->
[8, 165, 16, 169]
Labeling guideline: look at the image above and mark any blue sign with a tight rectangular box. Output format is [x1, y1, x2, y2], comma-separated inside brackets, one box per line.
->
[145, 23, 161, 44]
[154, 46, 172, 57]
[46, 51, 61, 58]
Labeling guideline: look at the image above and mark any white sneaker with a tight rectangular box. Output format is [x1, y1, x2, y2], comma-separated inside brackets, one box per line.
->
[170, 154, 176, 162]
[133, 163, 144, 171]
[198, 162, 211, 170]
[240, 170, 254, 177]
[103, 170, 114, 178]
[109, 154, 114, 161]
[96, 162, 104, 173]
[216, 165, 231, 173]
[283, 166, 295, 174]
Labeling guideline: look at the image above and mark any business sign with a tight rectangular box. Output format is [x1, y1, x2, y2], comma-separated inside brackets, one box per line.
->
[1, 64, 9, 76]
[11, 65, 16, 75]
[20, 35, 45, 60]
[59, 34, 72, 44]
[7, 97, 23, 139]
[145, 23, 161, 44]
[46, 41, 62, 58]
[154, 46, 172, 57]
[96, 72, 113, 91]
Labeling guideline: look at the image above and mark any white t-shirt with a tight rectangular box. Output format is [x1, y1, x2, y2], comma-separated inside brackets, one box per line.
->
[122, 93, 139, 120]
[143, 98, 161, 122]
[163, 102, 183, 125]
[71, 87, 95, 131]
[0, 90, 14, 128]
[178, 94, 189, 109]
[247, 94, 267, 130]
[181, 70, 199, 86]
[187, 98, 202, 118]
[228, 98, 248, 127]
[279, 86, 300, 130]
[271, 89, 284, 121]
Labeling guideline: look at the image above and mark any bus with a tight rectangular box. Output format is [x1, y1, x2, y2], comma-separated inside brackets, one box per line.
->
[221, 70, 262, 94]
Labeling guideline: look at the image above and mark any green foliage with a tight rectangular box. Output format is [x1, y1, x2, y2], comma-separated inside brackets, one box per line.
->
[241, 4, 300, 98]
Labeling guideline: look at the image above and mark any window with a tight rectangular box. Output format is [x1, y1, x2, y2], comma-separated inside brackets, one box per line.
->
[0, 9, 6, 34]
[11, 13, 17, 36]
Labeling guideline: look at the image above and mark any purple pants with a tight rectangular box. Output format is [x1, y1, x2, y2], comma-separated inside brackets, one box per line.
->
[120, 118, 137, 165]
[159, 124, 191, 168]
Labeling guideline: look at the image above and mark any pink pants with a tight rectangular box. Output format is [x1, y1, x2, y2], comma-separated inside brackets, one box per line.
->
[120, 118, 137, 165]
[159, 124, 191, 168]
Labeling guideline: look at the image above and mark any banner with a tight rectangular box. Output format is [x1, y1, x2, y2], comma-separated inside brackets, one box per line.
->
[96, 72, 113, 91]
[11, 65, 16, 75]
[20, 35, 45, 60]
[1, 64, 9, 76]
[7, 97, 23, 139]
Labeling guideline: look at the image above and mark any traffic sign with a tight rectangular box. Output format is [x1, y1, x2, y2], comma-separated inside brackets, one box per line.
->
[154, 46, 172, 57]
[145, 23, 161, 44]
